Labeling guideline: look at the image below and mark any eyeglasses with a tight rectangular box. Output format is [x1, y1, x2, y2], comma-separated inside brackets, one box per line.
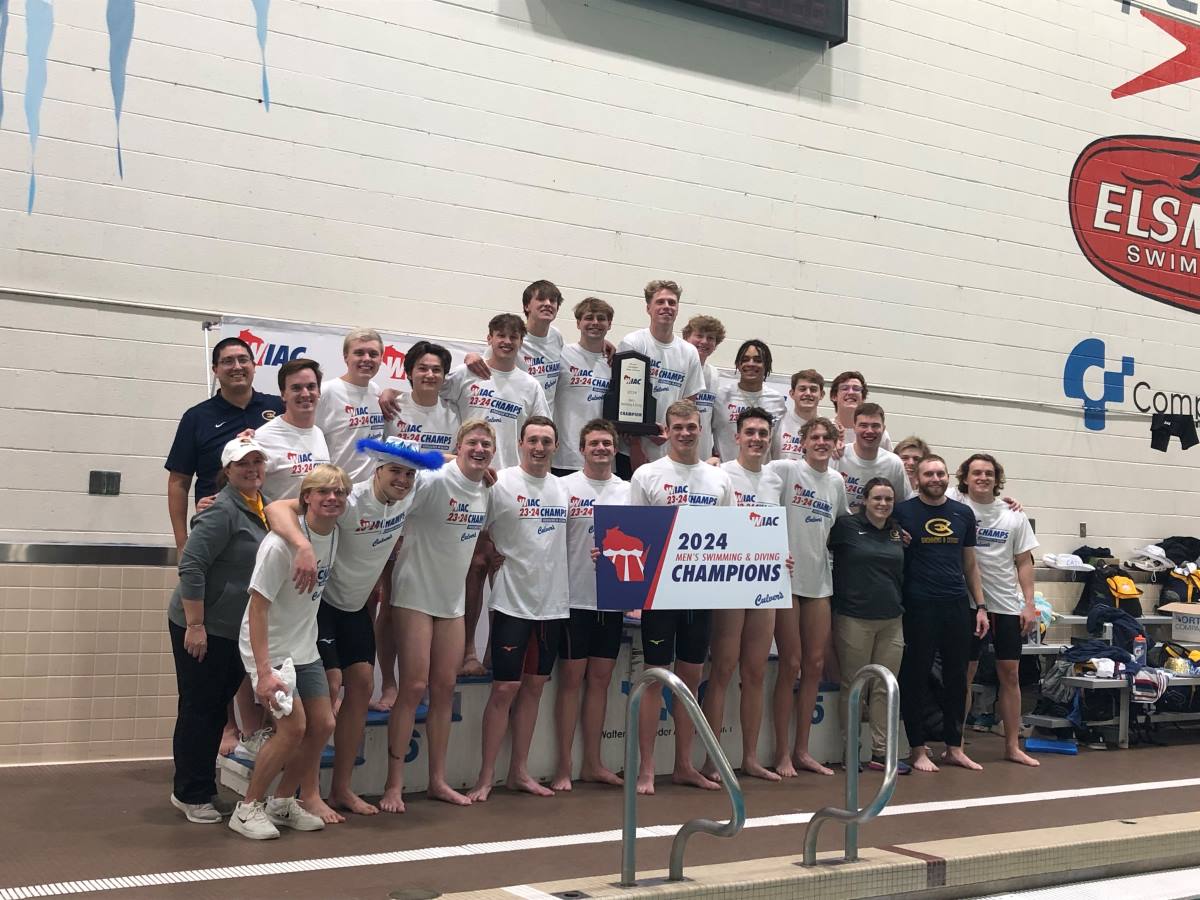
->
[217, 355, 253, 368]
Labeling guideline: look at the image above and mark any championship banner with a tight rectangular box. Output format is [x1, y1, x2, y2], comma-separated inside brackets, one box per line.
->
[594, 505, 790, 611]
[215, 316, 483, 394]
[211, 315, 791, 399]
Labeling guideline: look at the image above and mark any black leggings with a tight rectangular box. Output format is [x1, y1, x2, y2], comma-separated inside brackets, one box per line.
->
[169, 621, 247, 803]
[899, 600, 973, 749]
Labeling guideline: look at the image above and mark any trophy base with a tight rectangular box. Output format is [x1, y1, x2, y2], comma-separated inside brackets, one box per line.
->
[614, 423, 662, 436]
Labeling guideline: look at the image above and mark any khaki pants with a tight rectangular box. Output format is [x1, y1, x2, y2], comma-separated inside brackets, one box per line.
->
[832, 614, 904, 759]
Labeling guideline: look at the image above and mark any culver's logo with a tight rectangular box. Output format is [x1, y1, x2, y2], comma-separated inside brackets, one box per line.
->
[1069, 135, 1200, 314]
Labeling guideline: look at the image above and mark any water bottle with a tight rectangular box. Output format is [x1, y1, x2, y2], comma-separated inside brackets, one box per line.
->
[1132, 634, 1147, 666]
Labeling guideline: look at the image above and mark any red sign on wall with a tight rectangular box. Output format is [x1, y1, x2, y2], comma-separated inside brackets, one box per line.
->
[1068, 135, 1200, 315]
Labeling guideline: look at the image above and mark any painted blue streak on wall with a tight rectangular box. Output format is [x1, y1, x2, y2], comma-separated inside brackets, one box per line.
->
[106, 0, 135, 177]
[0, 0, 9, 127]
[251, 0, 270, 110]
[24, 0, 54, 213]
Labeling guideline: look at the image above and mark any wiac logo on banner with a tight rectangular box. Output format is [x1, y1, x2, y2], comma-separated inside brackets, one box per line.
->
[217, 316, 483, 393]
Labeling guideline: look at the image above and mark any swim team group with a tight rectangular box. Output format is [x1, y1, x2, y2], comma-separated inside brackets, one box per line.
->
[164, 279, 1040, 840]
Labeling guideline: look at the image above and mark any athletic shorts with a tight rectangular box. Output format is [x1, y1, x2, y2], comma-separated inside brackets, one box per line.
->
[640, 609, 712, 667]
[249, 659, 329, 700]
[490, 610, 562, 682]
[316, 601, 376, 671]
[970, 612, 1023, 662]
[560, 608, 625, 661]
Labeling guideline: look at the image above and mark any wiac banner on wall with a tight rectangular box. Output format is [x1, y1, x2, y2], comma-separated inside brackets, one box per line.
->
[215, 315, 792, 396]
[217, 316, 483, 394]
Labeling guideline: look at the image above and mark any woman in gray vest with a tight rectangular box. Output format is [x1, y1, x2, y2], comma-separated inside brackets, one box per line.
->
[167, 437, 269, 823]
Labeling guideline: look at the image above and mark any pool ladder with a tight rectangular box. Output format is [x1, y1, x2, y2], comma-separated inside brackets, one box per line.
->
[802, 663, 901, 865]
[619, 667, 745, 886]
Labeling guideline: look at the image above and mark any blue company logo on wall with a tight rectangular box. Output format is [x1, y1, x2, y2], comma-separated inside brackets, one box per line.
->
[1063, 338, 1135, 431]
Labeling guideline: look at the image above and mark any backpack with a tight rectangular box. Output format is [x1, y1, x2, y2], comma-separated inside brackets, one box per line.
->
[1105, 574, 1144, 616]
[1041, 659, 1075, 705]
[1073, 564, 1144, 617]
[1158, 569, 1200, 606]
[1149, 640, 1200, 668]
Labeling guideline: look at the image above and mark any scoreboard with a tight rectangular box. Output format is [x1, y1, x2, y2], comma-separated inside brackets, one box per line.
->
[676, 0, 848, 45]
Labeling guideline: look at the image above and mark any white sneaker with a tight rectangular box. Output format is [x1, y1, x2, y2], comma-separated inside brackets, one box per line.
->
[234, 726, 274, 760]
[266, 796, 326, 832]
[170, 793, 222, 824]
[228, 800, 280, 840]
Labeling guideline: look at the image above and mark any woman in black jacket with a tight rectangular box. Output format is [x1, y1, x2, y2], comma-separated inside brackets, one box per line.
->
[167, 437, 269, 822]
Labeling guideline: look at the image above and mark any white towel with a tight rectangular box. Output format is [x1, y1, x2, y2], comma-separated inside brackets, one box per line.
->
[273, 658, 297, 716]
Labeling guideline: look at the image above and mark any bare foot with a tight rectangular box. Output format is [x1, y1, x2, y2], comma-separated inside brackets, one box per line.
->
[699, 761, 722, 783]
[673, 766, 721, 791]
[428, 782, 472, 806]
[329, 789, 379, 816]
[301, 797, 347, 824]
[459, 657, 487, 678]
[942, 747, 983, 771]
[773, 754, 799, 779]
[792, 752, 834, 776]
[636, 771, 656, 795]
[911, 753, 939, 773]
[550, 773, 573, 792]
[466, 781, 494, 803]
[379, 787, 406, 814]
[742, 758, 782, 782]
[369, 687, 398, 713]
[1005, 747, 1040, 768]
[507, 773, 555, 797]
[580, 765, 623, 786]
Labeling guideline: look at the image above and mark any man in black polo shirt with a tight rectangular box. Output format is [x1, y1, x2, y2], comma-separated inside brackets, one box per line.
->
[892, 454, 988, 773]
[166, 337, 284, 551]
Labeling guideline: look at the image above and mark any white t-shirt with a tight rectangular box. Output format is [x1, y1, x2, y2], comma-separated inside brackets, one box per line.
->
[385, 392, 460, 458]
[316, 378, 387, 483]
[694, 362, 719, 460]
[553, 344, 611, 471]
[255, 417, 332, 502]
[720, 460, 784, 507]
[948, 488, 1039, 614]
[630, 455, 734, 508]
[518, 326, 565, 407]
[392, 461, 489, 618]
[832, 446, 913, 511]
[616, 329, 705, 463]
[777, 408, 813, 461]
[443, 365, 550, 470]
[563, 471, 631, 610]
[486, 467, 570, 620]
[240, 523, 335, 668]
[771, 458, 849, 598]
[323, 480, 412, 612]
[713, 384, 788, 462]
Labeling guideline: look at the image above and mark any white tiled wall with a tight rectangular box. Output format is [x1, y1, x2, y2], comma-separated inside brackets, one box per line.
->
[0, 0, 1197, 553]
[0, 565, 176, 765]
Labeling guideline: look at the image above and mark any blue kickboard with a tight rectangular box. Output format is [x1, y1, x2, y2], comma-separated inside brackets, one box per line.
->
[1026, 737, 1078, 755]
[228, 744, 365, 771]
[365, 704, 463, 728]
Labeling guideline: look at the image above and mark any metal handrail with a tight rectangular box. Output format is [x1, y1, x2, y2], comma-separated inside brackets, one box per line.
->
[802, 664, 900, 866]
[620, 668, 746, 886]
